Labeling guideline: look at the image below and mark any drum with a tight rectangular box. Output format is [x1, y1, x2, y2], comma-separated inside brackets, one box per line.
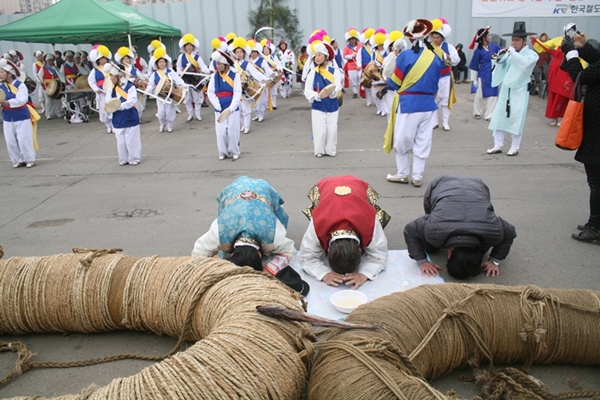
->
[319, 83, 336, 99]
[75, 75, 91, 90]
[24, 77, 38, 95]
[133, 79, 148, 92]
[0, 90, 5, 102]
[170, 86, 188, 106]
[364, 62, 383, 81]
[268, 71, 283, 88]
[104, 98, 121, 114]
[103, 79, 113, 95]
[46, 79, 65, 99]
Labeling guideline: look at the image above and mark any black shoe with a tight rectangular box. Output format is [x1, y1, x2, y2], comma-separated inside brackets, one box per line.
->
[577, 223, 589, 231]
[571, 227, 600, 242]
[352, 93, 357, 99]
[201, 102, 209, 108]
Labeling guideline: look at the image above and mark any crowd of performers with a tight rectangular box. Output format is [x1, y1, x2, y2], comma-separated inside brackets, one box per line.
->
[0, 19, 582, 178]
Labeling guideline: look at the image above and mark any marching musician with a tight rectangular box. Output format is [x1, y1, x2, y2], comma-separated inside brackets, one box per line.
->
[429, 19, 460, 131]
[132, 46, 148, 75]
[105, 63, 141, 166]
[469, 27, 501, 121]
[343, 29, 362, 99]
[61, 50, 83, 124]
[7, 50, 24, 71]
[384, 19, 444, 188]
[262, 40, 283, 109]
[1, 58, 36, 169]
[276, 40, 295, 99]
[380, 35, 407, 118]
[37, 53, 62, 121]
[369, 31, 387, 117]
[206, 50, 242, 160]
[77, 51, 93, 76]
[249, 40, 275, 123]
[32, 50, 45, 114]
[177, 33, 210, 122]
[115, 47, 146, 122]
[229, 37, 268, 135]
[87, 45, 114, 133]
[304, 42, 342, 158]
[146, 47, 186, 133]
[357, 28, 375, 106]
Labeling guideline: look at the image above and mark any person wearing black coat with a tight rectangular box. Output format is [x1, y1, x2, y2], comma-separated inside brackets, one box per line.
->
[403, 175, 517, 279]
[561, 33, 600, 242]
[452, 43, 469, 83]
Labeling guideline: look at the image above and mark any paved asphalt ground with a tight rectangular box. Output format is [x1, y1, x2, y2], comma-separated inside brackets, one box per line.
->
[1, 83, 598, 398]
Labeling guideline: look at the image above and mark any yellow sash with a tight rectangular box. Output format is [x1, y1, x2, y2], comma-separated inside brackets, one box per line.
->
[250, 60, 265, 75]
[35, 61, 44, 70]
[114, 84, 128, 100]
[316, 66, 334, 85]
[264, 56, 277, 68]
[375, 51, 384, 64]
[220, 71, 235, 88]
[5, 83, 40, 151]
[185, 53, 199, 69]
[383, 49, 435, 154]
[95, 66, 109, 78]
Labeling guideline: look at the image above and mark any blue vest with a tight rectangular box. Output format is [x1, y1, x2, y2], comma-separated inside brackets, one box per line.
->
[109, 81, 139, 129]
[1, 81, 30, 122]
[334, 49, 343, 69]
[216, 176, 289, 252]
[93, 67, 106, 87]
[311, 66, 339, 113]
[180, 53, 199, 69]
[389, 47, 444, 113]
[153, 68, 173, 85]
[360, 46, 371, 68]
[213, 70, 238, 111]
[239, 60, 249, 71]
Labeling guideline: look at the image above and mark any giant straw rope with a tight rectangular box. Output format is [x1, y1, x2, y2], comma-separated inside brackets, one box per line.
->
[2, 250, 600, 399]
[0, 250, 315, 399]
[310, 284, 600, 399]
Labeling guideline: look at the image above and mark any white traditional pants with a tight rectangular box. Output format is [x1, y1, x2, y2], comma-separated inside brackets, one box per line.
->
[371, 85, 384, 114]
[136, 95, 145, 121]
[215, 109, 241, 157]
[254, 90, 268, 120]
[44, 93, 62, 119]
[270, 84, 279, 108]
[365, 84, 373, 105]
[348, 70, 359, 94]
[492, 130, 522, 151]
[392, 109, 436, 181]
[473, 80, 498, 120]
[240, 98, 253, 131]
[3, 120, 35, 164]
[435, 76, 451, 126]
[156, 101, 177, 130]
[114, 125, 142, 164]
[38, 84, 45, 110]
[185, 88, 204, 120]
[95, 93, 113, 131]
[311, 109, 338, 156]
[383, 90, 395, 117]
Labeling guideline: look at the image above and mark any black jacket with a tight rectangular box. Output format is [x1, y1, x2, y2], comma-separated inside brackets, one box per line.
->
[404, 175, 517, 263]
[565, 42, 600, 166]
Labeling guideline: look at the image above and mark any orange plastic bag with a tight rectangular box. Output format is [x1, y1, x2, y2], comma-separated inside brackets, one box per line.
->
[555, 72, 584, 151]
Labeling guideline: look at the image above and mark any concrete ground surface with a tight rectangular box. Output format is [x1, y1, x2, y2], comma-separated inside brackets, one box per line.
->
[0, 83, 598, 398]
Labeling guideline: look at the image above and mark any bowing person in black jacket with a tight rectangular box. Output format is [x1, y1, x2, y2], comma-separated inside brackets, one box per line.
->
[404, 175, 517, 279]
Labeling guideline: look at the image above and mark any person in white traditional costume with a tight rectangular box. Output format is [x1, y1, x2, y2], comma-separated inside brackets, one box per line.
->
[114, 47, 146, 122]
[87, 45, 113, 132]
[206, 50, 242, 160]
[38, 53, 63, 121]
[248, 40, 275, 122]
[177, 33, 211, 122]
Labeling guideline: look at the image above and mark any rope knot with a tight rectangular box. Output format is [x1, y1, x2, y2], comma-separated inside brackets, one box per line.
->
[443, 306, 463, 318]
[523, 286, 548, 301]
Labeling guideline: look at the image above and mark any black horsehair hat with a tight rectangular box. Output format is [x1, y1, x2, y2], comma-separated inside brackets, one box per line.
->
[502, 21, 536, 38]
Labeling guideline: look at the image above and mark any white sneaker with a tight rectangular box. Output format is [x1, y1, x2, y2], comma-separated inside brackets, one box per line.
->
[232, 154, 239, 160]
[196, 115, 202, 121]
[443, 123, 450, 131]
[107, 128, 112, 134]
[386, 174, 408, 184]
[549, 118, 557, 126]
[243, 127, 249, 134]
[258, 117, 263, 122]
[159, 125, 164, 132]
[381, 113, 387, 117]
[187, 115, 194, 122]
[25, 162, 35, 168]
[46, 116, 52, 120]
[507, 148, 519, 156]
[252, 116, 259, 121]
[130, 161, 140, 166]
[487, 147, 502, 154]
[167, 127, 173, 133]
[433, 124, 439, 129]
[219, 155, 226, 160]
[376, 110, 381, 115]
[176, 108, 181, 114]
[366, 102, 372, 107]
[13, 162, 26, 168]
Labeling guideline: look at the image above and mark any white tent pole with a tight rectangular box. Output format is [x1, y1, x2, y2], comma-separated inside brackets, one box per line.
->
[128, 33, 133, 51]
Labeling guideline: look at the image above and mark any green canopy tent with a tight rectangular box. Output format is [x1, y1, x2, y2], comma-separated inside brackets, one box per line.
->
[0, 0, 181, 48]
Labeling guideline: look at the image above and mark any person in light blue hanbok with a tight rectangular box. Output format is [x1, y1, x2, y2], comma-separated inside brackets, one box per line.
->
[486, 22, 538, 157]
[191, 176, 296, 275]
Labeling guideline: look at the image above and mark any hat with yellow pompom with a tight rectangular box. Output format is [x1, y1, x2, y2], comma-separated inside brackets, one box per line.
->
[147, 39, 166, 56]
[114, 46, 134, 64]
[179, 33, 200, 50]
[228, 37, 251, 60]
[345, 28, 359, 42]
[89, 45, 112, 64]
[149, 47, 172, 71]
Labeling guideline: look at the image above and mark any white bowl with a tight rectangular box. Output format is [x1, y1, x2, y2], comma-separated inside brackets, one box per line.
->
[330, 290, 368, 314]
